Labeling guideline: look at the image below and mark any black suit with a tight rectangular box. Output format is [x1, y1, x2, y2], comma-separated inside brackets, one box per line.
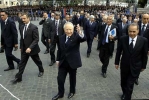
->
[17, 17, 24, 33]
[1, 18, 20, 68]
[15, 23, 44, 79]
[98, 24, 118, 73]
[49, 20, 64, 62]
[39, 18, 52, 52]
[84, 21, 97, 54]
[115, 36, 148, 100]
[56, 32, 86, 96]
[138, 23, 149, 51]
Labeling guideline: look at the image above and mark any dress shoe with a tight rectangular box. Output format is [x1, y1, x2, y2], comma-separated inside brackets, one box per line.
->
[49, 61, 55, 66]
[102, 73, 107, 78]
[87, 53, 90, 58]
[38, 72, 44, 77]
[14, 47, 18, 51]
[68, 93, 75, 99]
[135, 79, 139, 85]
[11, 78, 22, 84]
[121, 94, 125, 100]
[52, 94, 63, 100]
[44, 50, 49, 54]
[0, 48, 4, 53]
[4, 68, 14, 71]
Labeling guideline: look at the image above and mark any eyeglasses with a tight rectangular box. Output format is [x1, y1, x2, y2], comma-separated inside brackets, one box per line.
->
[144, 18, 149, 20]
[0, 15, 5, 16]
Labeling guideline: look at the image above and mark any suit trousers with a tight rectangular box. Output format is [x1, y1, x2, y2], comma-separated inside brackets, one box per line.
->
[57, 60, 77, 96]
[50, 35, 60, 62]
[121, 67, 137, 100]
[99, 43, 110, 73]
[4, 46, 20, 68]
[87, 38, 93, 54]
[41, 35, 49, 51]
[15, 51, 44, 79]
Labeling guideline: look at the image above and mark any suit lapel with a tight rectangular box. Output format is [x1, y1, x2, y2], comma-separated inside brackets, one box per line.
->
[126, 36, 130, 53]
[133, 36, 140, 53]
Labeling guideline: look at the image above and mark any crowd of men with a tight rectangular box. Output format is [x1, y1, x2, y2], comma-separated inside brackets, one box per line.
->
[0, 5, 149, 100]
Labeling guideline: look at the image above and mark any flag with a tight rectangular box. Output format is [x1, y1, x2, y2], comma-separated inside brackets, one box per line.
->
[109, 28, 116, 37]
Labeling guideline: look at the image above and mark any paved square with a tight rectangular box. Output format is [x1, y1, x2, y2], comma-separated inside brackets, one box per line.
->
[0, 20, 149, 100]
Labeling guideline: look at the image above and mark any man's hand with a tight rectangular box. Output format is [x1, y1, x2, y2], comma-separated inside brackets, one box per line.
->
[76, 24, 81, 34]
[56, 61, 59, 67]
[14, 44, 18, 48]
[141, 69, 145, 72]
[115, 65, 119, 70]
[109, 35, 114, 40]
[48, 39, 51, 43]
[26, 48, 31, 53]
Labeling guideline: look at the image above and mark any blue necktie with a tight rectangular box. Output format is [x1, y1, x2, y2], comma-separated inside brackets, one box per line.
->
[102, 26, 109, 45]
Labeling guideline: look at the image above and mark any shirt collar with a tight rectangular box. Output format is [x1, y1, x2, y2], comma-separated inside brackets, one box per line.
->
[142, 23, 147, 27]
[129, 36, 137, 42]
[106, 24, 112, 28]
[4, 17, 8, 23]
[25, 21, 30, 28]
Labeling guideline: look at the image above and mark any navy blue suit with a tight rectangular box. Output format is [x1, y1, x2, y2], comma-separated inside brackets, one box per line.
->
[1, 18, 20, 68]
[56, 32, 86, 96]
[84, 21, 97, 54]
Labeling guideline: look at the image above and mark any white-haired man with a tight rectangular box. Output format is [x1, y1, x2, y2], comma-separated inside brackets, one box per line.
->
[84, 15, 97, 57]
[52, 22, 86, 100]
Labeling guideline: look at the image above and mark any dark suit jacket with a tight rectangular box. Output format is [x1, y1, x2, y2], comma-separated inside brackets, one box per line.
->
[57, 32, 86, 69]
[98, 24, 118, 56]
[39, 18, 52, 38]
[1, 18, 18, 47]
[49, 20, 64, 42]
[117, 22, 128, 40]
[115, 36, 148, 77]
[138, 23, 149, 51]
[84, 21, 97, 39]
[17, 17, 24, 30]
[20, 23, 40, 55]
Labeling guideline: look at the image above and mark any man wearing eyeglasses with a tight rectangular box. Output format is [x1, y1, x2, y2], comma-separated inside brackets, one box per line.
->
[0, 10, 20, 71]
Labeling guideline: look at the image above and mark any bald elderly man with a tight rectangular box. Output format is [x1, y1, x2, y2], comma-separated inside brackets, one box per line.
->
[52, 22, 86, 100]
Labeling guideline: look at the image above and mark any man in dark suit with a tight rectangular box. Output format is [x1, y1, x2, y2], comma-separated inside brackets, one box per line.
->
[84, 15, 97, 57]
[135, 14, 149, 85]
[0, 10, 20, 71]
[115, 23, 148, 100]
[49, 12, 65, 66]
[127, 15, 133, 25]
[96, 15, 107, 50]
[52, 22, 86, 100]
[39, 12, 52, 54]
[117, 17, 129, 48]
[17, 12, 24, 33]
[98, 16, 118, 78]
[11, 13, 44, 84]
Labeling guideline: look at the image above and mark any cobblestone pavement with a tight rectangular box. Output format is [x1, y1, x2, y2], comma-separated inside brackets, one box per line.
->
[0, 21, 149, 100]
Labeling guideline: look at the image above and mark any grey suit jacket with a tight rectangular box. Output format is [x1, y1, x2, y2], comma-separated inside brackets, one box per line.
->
[39, 18, 52, 38]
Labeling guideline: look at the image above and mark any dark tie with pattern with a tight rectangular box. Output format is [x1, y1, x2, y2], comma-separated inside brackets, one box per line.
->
[55, 21, 58, 35]
[141, 24, 145, 36]
[129, 39, 134, 53]
[102, 26, 109, 45]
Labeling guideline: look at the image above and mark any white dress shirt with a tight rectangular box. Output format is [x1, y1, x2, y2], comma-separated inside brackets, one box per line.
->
[4, 17, 8, 25]
[141, 23, 148, 31]
[23, 22, 30, 39]
[129, 36, 137, 48]
[105, 25, 112, 43]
